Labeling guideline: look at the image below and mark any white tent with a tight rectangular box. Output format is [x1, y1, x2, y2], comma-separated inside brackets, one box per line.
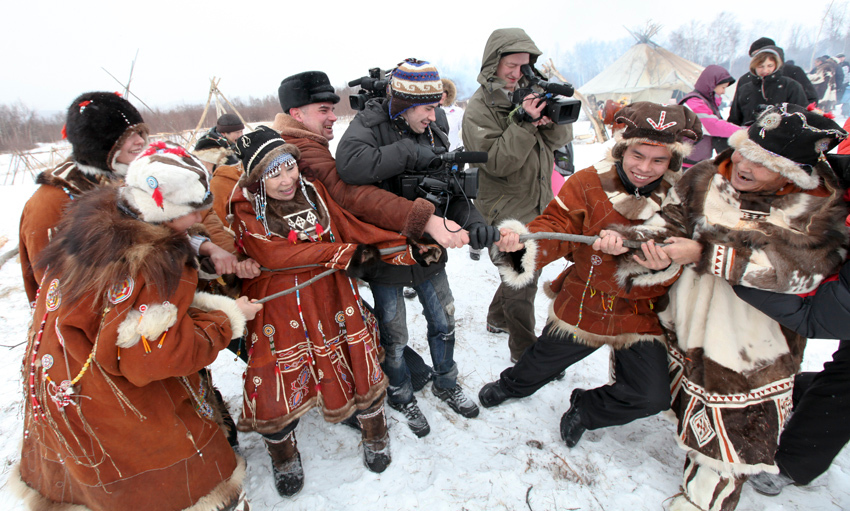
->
[579, 42, 704, 105]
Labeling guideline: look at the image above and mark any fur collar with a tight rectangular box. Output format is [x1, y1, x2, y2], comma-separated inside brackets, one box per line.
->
[271, 114, 329, 147]
[36, 185, 195, 306]
[596, 158, 678, 221]
[37, 159, 114, 196]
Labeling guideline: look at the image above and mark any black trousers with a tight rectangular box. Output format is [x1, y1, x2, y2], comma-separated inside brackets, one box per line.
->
[499, 324, 670, 430]
[777, 339, 850, 484]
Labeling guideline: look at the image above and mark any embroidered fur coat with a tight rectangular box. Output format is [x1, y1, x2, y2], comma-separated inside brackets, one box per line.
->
[15, 186, 249, 511]
[231, 178, 437, 434]
[619, 150, 848, 476]
[494, 159, 681, 349]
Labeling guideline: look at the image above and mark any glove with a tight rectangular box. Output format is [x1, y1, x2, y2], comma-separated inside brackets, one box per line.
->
[468, 223, 501, 250]
[345, 244, 381, 279]
[413, 145, 440, 171]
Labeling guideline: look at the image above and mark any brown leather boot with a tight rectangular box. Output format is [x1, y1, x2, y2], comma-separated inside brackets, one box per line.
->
[358, 403, 391, 473]
[264, 431, 304, 497]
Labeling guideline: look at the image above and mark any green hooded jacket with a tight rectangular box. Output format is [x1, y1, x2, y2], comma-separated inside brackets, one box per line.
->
[462, 28, 572, 224]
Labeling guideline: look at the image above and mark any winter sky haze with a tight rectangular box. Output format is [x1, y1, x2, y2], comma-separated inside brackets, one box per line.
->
[1, 0, 840, 113]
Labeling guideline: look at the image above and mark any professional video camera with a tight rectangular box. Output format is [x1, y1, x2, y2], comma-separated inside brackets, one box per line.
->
[511, 64, 581, 125]
[348, 68, 389, 111]
[393, 150, 488, 216]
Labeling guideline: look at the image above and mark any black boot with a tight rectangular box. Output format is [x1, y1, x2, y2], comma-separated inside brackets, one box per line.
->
[479, 380, 511, 408]
[358, 404, 392, 473]
[265, 431, 304, 497]
[560, 388, 587, 448]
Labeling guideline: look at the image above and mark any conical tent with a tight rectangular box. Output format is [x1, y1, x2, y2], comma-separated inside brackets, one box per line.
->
[579, 42, 704, 105]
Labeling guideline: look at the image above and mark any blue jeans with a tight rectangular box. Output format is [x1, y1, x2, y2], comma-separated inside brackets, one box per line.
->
[370, 270, 458, 405]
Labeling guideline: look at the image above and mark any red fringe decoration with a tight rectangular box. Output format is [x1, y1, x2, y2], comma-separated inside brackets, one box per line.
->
[151, 187, 164, 209]
[315, 223, 324, 236]
[61, 125, 67, 140]
[287, 230, 298, 244]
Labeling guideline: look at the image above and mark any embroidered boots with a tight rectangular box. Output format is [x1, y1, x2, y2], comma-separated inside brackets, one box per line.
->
[264, 431, 304, 497]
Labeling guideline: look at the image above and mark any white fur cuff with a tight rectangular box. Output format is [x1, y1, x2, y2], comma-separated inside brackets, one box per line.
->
[191, 291, 247, 340]
[494, 219, 538, 289]
[116, 302, 179, 348]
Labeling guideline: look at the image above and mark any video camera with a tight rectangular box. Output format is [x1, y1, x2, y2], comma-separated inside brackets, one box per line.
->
[511, 64, 581, 125]
[348, 68, 389, 111]
[394, 150, 488, 216]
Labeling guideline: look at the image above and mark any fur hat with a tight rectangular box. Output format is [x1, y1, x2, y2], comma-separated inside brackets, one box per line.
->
[389, 59, 443, 119]
[122, 141, 212, 223]
[441, 78, 457, 106]
[278, 71, 340, 113]
[610, 102, 703, 171]
[728, 103, 847, 190]
[63, 91, 149, 176]
[193, 133, 238, 167]
[216, 113, 244, 134]
[234, 125, 301, 188]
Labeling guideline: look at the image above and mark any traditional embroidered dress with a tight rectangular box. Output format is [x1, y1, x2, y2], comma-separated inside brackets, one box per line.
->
[15, 186, 248, 511]
[231, 178, 429, 433]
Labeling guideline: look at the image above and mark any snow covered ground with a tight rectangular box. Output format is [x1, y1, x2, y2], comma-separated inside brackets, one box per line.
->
[0, 122, 847, 510]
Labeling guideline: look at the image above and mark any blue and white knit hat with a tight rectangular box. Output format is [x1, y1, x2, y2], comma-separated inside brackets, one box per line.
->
[388, 59, 443, 119]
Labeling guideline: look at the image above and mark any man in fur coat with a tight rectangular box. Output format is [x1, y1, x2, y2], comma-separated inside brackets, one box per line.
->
[479, 102, 702, 450]
[15, 142, 261, 511]
[600, 103, 848, 511]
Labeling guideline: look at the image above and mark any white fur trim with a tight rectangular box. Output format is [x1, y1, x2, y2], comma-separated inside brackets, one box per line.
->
[9, 462, 90, 511]
[116, 302, 179, 349]
[191, 291, 247, 340]
[728, 130, 820, 190]
[74, 161, 112, 178]
[123, 150, 211, 223]
[494, 219, 538, 288]
[616, 259, 683, 289]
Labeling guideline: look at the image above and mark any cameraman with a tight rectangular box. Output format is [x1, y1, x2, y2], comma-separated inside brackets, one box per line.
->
[337, 59, 497, 437]
[462, 28, 573, 363]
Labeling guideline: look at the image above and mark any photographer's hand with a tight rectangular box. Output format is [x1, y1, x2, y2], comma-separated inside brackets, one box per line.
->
[424, 215, 468, 248]
[522, 95, 547, 124]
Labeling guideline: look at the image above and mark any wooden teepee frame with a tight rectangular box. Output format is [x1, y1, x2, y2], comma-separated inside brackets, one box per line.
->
[188, 77, 249, 148]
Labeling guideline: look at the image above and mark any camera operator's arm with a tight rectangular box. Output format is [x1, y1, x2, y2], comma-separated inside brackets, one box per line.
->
[424, 215, 468, 249]
[336, 117, 436, 185]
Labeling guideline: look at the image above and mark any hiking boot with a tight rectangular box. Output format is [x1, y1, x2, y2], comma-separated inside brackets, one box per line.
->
[432, 384, 480, 418]
[359, 405, 392, 473]
[486, 323, 507, 334]
[560, 389, 587, 448]
[748, 470, 795, 496]
[265, 432, 304, 497]
[403, 287, 417, 299]
[479, 380, 511, 408]
[388, 398, 430, 438]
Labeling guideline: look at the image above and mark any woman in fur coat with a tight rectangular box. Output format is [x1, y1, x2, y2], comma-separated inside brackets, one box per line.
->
[229, 127, 439, 497]
[15, 142, 261, 511]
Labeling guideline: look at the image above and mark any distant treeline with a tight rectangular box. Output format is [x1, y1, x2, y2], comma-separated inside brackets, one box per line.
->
[0, 87, 364, 153]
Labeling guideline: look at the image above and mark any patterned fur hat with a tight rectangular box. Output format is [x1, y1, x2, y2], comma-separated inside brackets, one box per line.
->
[389, 59, 443, 119]
[278, 71, 340, 113]
[234, 125, 301, 188]
[64, 92, 150, 176]
[611, 101, 703, 171]
[122, 141, 212, 223]
[728, 103, 847, 190]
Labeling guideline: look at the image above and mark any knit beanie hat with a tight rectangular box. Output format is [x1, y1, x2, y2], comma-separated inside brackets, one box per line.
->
[122, 141, 212, 223]
[388, 59, 443, 119]
[216, 113, 244, 134]
[63, 91, 149, 176]
[278, 71, 341, 113]
[728, 103, 847, 190]
[610, 102, 703, 171]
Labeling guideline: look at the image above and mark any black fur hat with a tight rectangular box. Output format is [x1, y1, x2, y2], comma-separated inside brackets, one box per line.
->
[64, 92, 149, 175]
[278, 71, 340, 113]
[729, 103, 847, 189]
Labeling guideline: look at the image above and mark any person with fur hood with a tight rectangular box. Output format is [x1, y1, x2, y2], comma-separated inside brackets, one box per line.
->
[478, 103, 702, 451]
[597, 103, 848, 511]
[228, 126, 441, 497]
[19, 92, 148, 305]
[15, 141, 262, 511]
[678, 65, 741, 167]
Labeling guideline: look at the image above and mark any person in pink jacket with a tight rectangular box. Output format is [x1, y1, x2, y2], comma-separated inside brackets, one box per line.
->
[678, 65, 742, 167]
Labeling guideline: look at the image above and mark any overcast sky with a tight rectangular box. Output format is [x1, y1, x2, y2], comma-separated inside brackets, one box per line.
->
[1, 0, 840, 114]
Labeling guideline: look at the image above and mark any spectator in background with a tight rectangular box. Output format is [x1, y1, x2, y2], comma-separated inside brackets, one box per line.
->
[440, 78, 464, 151]
[729, 44, 807, 126]
[836, 54, 850, 115]
[737, 37, 819, 106]
[808, 55, 839, 112]
[194, 113, 244, 173]
[678, 65, 741, 168]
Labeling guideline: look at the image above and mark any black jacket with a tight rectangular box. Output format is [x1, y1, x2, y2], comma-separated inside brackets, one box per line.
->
[734, 262, 850, 339]
[336, 98, 485, 286]
[736, 64, 819, 106]
[729, 70, 808, 126]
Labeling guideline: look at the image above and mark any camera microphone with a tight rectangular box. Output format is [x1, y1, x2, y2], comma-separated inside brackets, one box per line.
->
[439, 151, 488, 164]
